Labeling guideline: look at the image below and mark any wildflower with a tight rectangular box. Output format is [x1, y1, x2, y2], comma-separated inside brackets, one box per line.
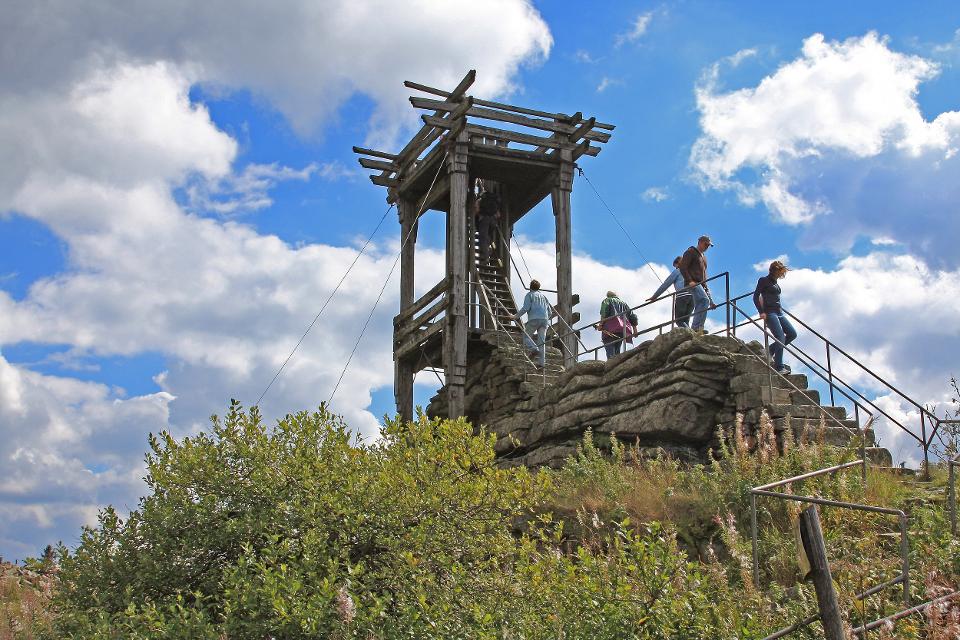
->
[335, 585, 356, 625]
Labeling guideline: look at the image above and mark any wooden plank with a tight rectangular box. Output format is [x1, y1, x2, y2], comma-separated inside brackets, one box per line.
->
[358, 157, 398, 172]
[395, 319, 444, 360]
[469, 140, 559, 166]
[447, 69, 477, 101]
[395, 276, 449, 325]
[369, 175, 398, 187]
[444, 129, 469, 417]
[411, 98, 612, 142]
[465, 122, 568, 149]
[799, 506, 846, 640]
[568, 117, 596, 143]
[352, 146, 398, 160]
[404, 79, 615, 130]
[395, 295, 447, 344]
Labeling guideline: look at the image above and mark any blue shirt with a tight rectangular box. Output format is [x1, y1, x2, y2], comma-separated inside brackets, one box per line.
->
[517, 290, 552, 321]
[651, 268, 693, 300]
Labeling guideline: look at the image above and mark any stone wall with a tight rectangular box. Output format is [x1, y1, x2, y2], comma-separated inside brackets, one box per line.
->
[427, 328, 890, 468]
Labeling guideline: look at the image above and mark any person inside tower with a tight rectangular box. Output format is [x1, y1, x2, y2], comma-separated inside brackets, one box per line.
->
[597, 291, 638, 358]
[474, 180, 501, 265]
[646, 256, 695, 328]
[754, 260, 797, 374]
[677, 235, 716, 333]
[515, 279, 553, 369]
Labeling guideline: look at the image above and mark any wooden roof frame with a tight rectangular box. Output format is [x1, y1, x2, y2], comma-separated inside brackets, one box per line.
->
[353, 69, 615, 220]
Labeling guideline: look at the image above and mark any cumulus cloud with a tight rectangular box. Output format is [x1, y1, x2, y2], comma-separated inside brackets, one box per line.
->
[0, 349, 172, 559]
[615, 11, 654, 47]
[641, 186, 670, 202]
[738, 252, 960, 466]
[691, 32, 960, 265]
[1, 0, 552, 146]
[0, 0, 554, 559]
[596, 77, 624, 93]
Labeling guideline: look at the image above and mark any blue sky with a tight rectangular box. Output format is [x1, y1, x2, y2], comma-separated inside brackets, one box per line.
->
[2, 0, 960, 561]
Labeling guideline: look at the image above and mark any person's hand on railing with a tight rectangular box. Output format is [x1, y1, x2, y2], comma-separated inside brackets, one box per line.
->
[645, 295, 656, 302]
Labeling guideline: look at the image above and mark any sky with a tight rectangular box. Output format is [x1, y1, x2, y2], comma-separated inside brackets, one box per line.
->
[2, 0, 960, 561]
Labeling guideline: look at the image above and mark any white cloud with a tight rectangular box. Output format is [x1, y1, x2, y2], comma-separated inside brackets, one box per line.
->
[574, 49, 599, 64]
[733, 252, 960, 466]
[185, 162, 337, 215]
[691, 32, 960, 263]
[0, 0, 553, 560]
[615, 11, 654, 47]
[0, 0, 552, 146]
[596, 77, 624, 93]
[641, 186, 670, 202]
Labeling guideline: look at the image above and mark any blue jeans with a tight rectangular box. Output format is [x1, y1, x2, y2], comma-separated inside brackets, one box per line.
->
[602, 332, 623, 358]
[522, 318, 548, 366]
[691, 284, 711, 330]
[765, 311, 797, 370]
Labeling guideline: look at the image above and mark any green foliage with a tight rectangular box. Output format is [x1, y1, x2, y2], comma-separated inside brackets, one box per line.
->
[50, 403, 960, 638]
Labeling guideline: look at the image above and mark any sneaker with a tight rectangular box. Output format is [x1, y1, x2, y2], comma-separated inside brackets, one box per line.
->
[776, 365, 791, 374]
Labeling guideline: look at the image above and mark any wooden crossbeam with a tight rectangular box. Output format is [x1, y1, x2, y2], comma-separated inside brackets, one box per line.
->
[358, 157, 398, 172]
[567, 117, 596, 143]
[462, 122, 568, 149]
[409, 97, 611, 143]
[352, 146, 398, 160]
[394, 319, 444, 360]
[395, 296, 447, 344]
[394, 277, 450, 325]
[404, 79, 616, 131]
[369, 175, 398, 187]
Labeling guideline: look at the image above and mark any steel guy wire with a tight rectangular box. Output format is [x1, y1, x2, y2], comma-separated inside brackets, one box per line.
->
[577, 166, 665, 284]
[327, 152, 448, 406]
[255, 202, 395, 407]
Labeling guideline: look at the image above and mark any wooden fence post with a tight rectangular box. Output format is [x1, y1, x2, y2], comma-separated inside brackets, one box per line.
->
[799, 505, 846, 640]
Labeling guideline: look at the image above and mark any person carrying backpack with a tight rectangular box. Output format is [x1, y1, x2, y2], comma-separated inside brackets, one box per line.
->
[597, 291, 637, 358]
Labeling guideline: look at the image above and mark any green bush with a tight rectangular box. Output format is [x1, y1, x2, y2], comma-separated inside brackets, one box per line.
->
[50, 404, 959, 638]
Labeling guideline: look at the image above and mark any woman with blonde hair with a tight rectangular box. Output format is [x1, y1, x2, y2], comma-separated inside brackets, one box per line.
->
[753, 260, 797, 374]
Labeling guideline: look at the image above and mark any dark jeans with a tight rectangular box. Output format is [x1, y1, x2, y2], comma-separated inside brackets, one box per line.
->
[674, 294, 694, 328]
[765, 311, 798, 370]
[478, 215, 497, 262]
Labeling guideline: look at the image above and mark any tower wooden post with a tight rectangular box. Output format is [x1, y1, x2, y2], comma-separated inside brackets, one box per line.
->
[444, 129, 469, 418]
[395, 196, 417, 423]
[552, 149, 576, 368]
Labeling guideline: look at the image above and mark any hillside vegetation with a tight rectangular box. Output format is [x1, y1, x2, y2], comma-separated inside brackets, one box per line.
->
[4, 402, 959, 638]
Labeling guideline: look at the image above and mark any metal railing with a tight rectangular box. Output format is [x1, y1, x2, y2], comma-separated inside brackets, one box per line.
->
[754, 458, 960, 638]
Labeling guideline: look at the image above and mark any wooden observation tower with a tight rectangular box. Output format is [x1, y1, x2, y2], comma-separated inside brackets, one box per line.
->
[354, 70, 614, 421]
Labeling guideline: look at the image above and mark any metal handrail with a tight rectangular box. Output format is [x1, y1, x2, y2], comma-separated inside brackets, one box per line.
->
[752, 460, 912, 640]
[560, 270, 732, 340]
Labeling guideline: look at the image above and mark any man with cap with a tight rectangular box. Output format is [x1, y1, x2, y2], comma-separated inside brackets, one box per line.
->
[677, 235, 715, 333]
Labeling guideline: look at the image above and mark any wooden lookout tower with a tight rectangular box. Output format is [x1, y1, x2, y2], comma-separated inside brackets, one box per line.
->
[354, 70, 614, 422]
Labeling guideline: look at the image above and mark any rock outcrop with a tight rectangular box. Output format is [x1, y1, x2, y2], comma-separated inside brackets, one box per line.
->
[427, 329, 892, 468]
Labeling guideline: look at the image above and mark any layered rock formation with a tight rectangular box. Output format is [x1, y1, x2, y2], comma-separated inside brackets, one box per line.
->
[427, 329, 891, 468]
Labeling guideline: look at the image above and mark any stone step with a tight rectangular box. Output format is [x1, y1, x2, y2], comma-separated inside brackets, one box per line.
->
[773, 417, 875, 447]
[766, 403, 847, 421]
[790, 388, 820, 405]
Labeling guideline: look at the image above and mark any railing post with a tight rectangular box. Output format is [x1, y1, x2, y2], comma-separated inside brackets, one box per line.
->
[725, 272, 731, 337]
[950, 459, 957, 536]
[799, 505, 846, 640]
[921, 414, 930, 481]
[763, 321, 774, 395]
[899, 513, 910, 606]
[751, 492, 759, 587]
[826, 343, 835, 407]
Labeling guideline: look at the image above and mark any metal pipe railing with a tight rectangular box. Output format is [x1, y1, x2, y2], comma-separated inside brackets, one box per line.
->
[750, 460, 911, 608]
